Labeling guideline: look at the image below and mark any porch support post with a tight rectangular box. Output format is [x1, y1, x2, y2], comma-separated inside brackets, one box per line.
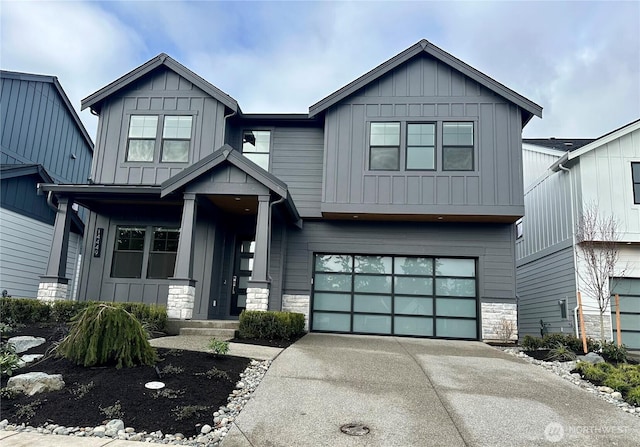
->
[168, 193, 197, 320]
[247, 194, 271, 311]
[37, 196, 72, 302]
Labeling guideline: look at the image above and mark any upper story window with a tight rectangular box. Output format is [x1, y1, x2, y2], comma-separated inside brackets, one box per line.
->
[407, 123, 435, 170]
[111, 225, 180, 279]
[242, 130, 271, 171]
[369, 122, 400, 170]
[516, 219, 524, 239]
[368, 121, 474, 172]
[126, 114, 192, 163]
[632, 162, 640, 204]
[442, 123, 474, 171]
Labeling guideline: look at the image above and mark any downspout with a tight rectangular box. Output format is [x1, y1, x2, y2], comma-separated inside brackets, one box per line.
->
[222, 108, 237, 146]
[46, 191, 58, 212]
[558, 163, 581, 336]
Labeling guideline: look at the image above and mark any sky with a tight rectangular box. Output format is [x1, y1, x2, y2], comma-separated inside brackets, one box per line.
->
[1, 0, 639, 142]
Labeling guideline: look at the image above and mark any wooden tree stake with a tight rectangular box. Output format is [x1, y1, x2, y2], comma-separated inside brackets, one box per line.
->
[615, 293, 622, 346]
[577, 291, 588, 353]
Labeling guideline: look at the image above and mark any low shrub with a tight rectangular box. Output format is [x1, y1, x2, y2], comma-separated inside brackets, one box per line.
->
[575, 361, 613, 383]
[0, 342, 21, 377]
[546, 342, 577, 362]
[627, 386, 640, 406]
[207, 338, 230, 356]
[0, 298, 51, 324]
[603, 373, 632, 393]
[56, 303, 157, 368]
[51, 300, 91, 323]
[600, 341, 628, 364]
[521, 335, 544, 351]
[117, 302, 167, 333]
[239, 310, 305, 340]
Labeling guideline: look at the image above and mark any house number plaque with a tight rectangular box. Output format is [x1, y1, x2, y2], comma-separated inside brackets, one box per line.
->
[93, 228, 104, 257]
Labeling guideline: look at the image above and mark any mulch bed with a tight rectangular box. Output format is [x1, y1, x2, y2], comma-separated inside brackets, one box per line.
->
[1, 324, 249, 436]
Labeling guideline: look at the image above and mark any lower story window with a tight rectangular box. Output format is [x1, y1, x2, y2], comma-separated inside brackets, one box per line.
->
[111, 225, 180, 279]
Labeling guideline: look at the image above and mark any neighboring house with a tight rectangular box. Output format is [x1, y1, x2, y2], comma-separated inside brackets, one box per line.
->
[517, 120, 640, 348]
[37, 40, 542, 341]
[0, 71, 93, 298]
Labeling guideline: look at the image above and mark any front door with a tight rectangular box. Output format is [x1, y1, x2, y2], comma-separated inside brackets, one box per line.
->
[230, 239, 255, 316]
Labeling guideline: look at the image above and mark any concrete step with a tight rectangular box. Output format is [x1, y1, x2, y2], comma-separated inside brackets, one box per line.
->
[179, 327, 237, 339]
[165, 319, 239, 335]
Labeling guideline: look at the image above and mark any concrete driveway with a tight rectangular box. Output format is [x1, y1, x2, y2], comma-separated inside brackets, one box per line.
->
[223, 333, 640, 446]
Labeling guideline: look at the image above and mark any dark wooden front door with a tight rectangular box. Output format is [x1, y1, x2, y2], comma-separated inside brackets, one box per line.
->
[230, 239, 255, 316]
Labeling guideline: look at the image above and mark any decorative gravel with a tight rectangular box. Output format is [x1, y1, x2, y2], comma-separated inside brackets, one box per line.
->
[501, 347, 640, 418]
[0, 358, 272, 446]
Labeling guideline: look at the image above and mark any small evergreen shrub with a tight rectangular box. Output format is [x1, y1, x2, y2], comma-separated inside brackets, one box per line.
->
[51, 300, 91, 323]
[626, 386, 640, 406]
[207, 338, 230, 355]
[56, 303, 157, 368]
[603, 373, 631, 393]
[521, 335, 544, 351]
[239, 310, 305, 340]
[600, 341, 628, 364]
[0, 298, 51, 324]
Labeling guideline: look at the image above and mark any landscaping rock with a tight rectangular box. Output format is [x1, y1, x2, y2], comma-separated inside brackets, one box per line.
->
[7, 336, 46, 354]
[7, 372, 65, 396]
[579, 352, 604, 364]
[597, 386, 614, 394]
[18, 354, 44, 367]
[105, 419, 124, 437]
[200, 424, 212, 434]
[611, 391, 623, 400]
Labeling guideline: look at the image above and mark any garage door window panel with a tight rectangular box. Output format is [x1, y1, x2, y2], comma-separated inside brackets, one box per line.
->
[353, 315, 391, 334]
[315, 254, 352, 273]
[395, 316, 433, 336]
[354, 255, 392, 274]
[395, 297, 433, 316]
[435, 278, 476, 297]
[313, 293, 352, 312]
[436, 298, 477, 318]
[395, 277, 432, 295]
[313, 312, 351, 332]
[354, 295, 391, 314]
[436, 318, 477, 339]
[354, 275, 392, 293]
[314, 273, 352, 292]
[395, 257, 433, 275]
[435, 258, 475, 277]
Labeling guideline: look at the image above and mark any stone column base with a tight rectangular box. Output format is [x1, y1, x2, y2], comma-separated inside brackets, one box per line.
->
[282, 294, 310, 330]
[36, 278, 69, 302]
[167, 283, 196, 319]
[481, 302, 518, 342]
[246, 287, 269, 311]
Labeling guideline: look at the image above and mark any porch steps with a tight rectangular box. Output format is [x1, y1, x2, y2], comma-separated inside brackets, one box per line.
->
[165, 319, 239, 340]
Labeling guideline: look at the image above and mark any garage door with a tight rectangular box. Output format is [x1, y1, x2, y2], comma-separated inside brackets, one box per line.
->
[311, 254, 478, 339]
[611, 278, 640, 349]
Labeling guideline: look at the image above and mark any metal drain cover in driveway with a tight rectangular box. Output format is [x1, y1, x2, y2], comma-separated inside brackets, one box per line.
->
[340, 423, 370, 436]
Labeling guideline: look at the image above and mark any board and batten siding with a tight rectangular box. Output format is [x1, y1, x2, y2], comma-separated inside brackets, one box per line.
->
[0, 207, 81, 298]
[0, 76, 92, 184]
[321, 54, 524, 217]
[283, 220, 516, 302]
[91, 67, 227, 185]
[521, 144, 564, 189]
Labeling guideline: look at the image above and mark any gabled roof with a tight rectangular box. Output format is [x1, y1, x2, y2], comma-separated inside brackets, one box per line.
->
[81, 54, 238, 114]
[550, 118, 640, 171]
[161, 145, 301, 226]
[0, 164, 54, 183]
[308, 39, 543, 126]
[0, 70, 94, 151]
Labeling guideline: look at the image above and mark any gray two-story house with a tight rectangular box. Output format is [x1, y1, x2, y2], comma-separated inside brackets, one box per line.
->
[38, 40, 542, 341]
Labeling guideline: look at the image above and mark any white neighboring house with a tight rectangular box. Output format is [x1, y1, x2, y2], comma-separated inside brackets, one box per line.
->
[516, 119, 640, 348]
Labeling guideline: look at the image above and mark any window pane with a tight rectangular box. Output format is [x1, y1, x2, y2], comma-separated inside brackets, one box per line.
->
[314, 273, 351, 292]
[395, 297, 433, 315]
[240, 258, 254, 271]
[354, 256, 392, 274]
[313, 312, 350, 332]
[129, 115, 158, 138]
[315, 255, 352, 273]
[395, 257, 433, 275]
[436, 318, 477, 338]
[236, 294, 247, 307]
[370, 122, 400, 146]
[632, 163, 640, 180]
[126, 140, 154, 162]
[435, 258, 475, 277]
[147, 252, 177, 279]
[443, 123, 473, 146]
[442, 147, 473, 170]
[435, 278, 476, 297]
[162, 140, 189, 162]
[313, 293, 351, 311]
[243, 131, 271, 153]
[245, 153, 269, 170]
[353, 294, 391, 313]
[111, 252, 143, 278]
[151, 228, 179, 252]
[634, 184, 640, 204]
[407, 123, 435, 146]
[370, 147, 399, 170]
[407, 146, 435, 170]
[353, 314, 391, 334]
[241, 241, 256, 253]
[394, 277, 433, 295]
[163, 116, 192, 139]
[354, 275, 391, 293]
[436, 298, 477, 317]
[394, 316, 433, 336]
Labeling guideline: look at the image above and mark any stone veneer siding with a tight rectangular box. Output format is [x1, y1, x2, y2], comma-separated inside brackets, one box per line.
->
[282, 294, 310, 330]
[36, 282, 68, 302]
[481, 302, 518, 342]
[167, 284, 196, 319]
[581, 312, 613, 342]
[246, 287, 269, 311]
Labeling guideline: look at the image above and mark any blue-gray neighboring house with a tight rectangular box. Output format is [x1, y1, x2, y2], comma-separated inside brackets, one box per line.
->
[0, 71, 93, 299]
[38, 40, 542, 341]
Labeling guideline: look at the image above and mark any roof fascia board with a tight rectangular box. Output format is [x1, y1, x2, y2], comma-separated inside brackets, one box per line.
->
[81, 54, 238, 113]
[309, 40, 542, 119]
[38, 184, 162, 195]
[522, 143, 566, 157]
[160, 149, 228, 197]
[226, 150, 288, 197]
[2, 70, 94, 151]
[0, 164, 54, 183]
[567, 119, 640, 160]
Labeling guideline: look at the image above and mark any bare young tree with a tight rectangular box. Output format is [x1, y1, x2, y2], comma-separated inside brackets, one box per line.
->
[575, 204, 626, 342]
